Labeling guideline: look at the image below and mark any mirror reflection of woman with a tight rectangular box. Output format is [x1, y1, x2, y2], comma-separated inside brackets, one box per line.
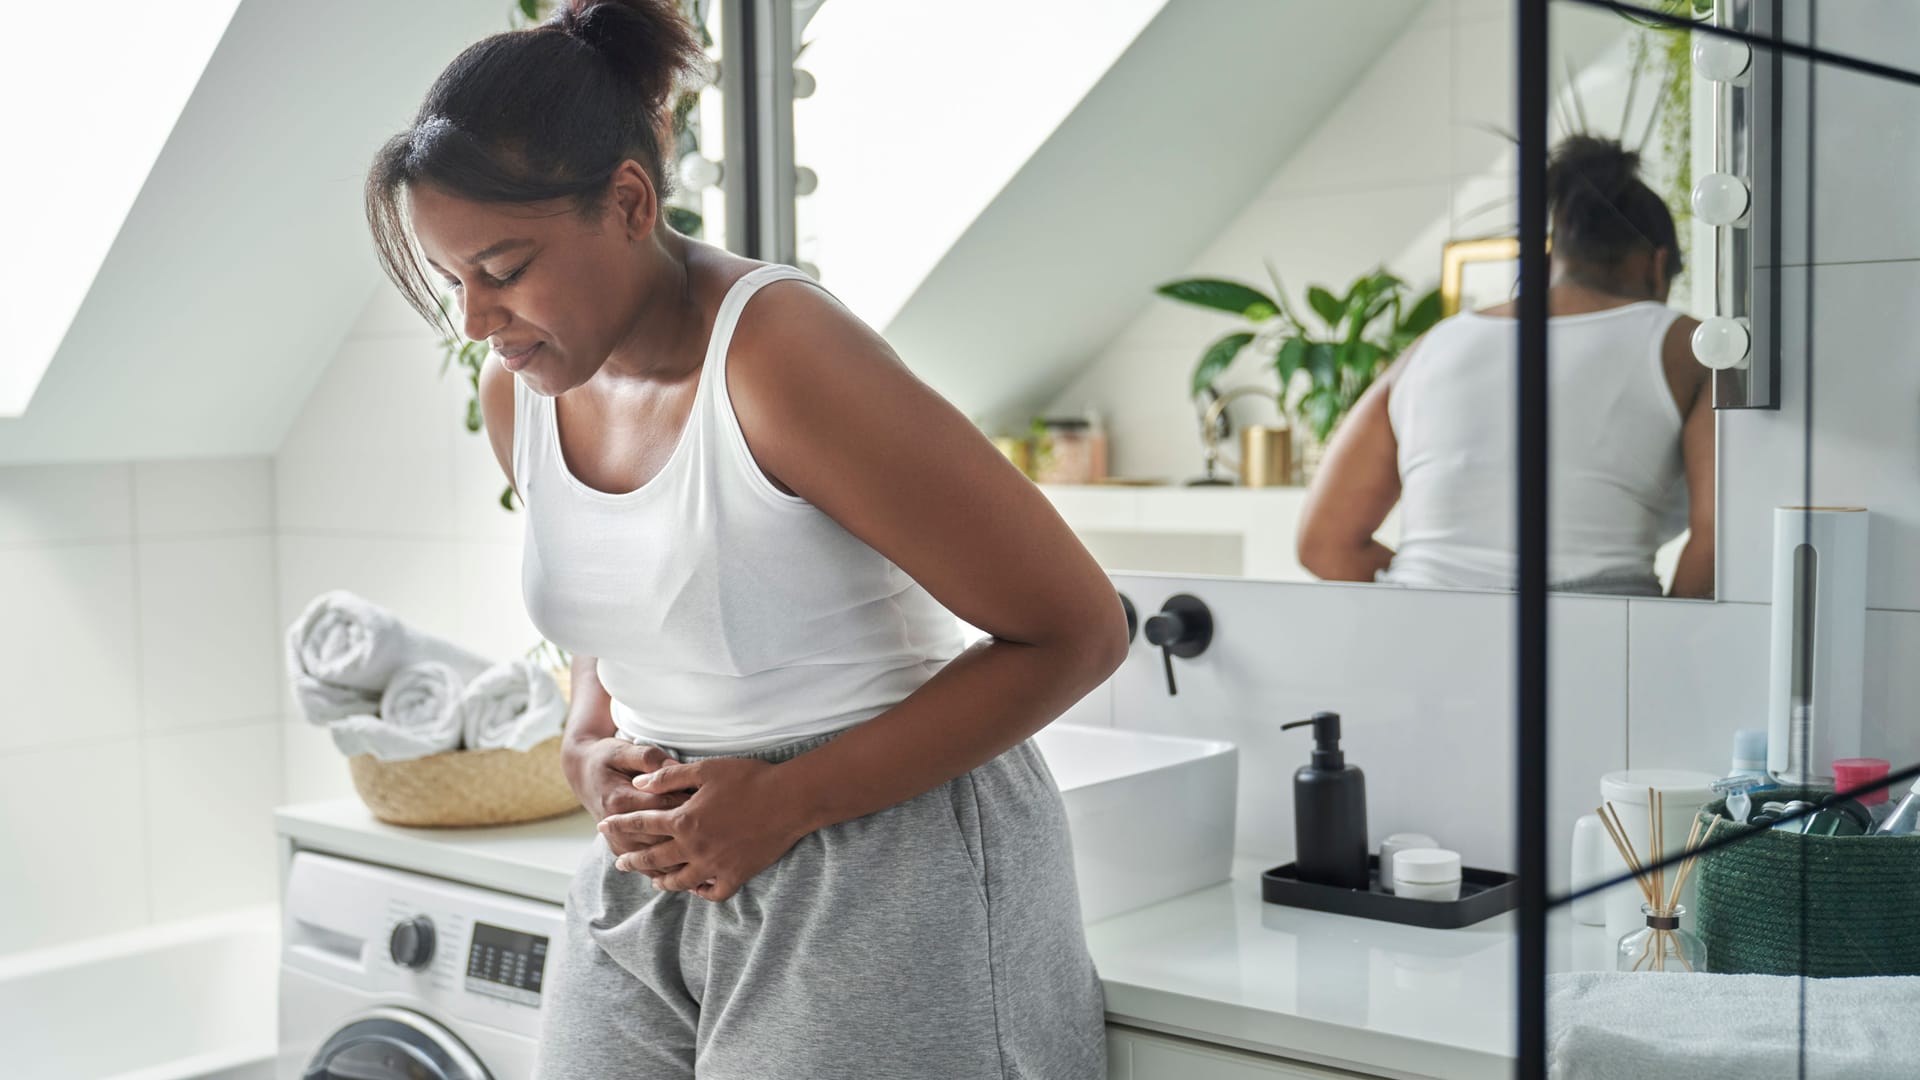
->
[1297, 135, 1714, 599]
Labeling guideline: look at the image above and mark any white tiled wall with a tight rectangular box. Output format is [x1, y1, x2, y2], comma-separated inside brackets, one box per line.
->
[1106, 573, 1628, 891]
[274, 285, 541, 807]
[0, 458, 281, 956]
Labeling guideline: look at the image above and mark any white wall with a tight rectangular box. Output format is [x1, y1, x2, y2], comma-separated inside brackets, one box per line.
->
[274, 284, 543, 807]
[0, 459, 282, 956]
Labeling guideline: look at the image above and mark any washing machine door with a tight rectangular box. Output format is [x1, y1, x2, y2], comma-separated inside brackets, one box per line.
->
[303, 1006, 492, 1080]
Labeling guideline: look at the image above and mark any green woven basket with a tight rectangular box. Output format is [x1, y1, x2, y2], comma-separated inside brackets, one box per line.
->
[1693, 789, 1920, 977]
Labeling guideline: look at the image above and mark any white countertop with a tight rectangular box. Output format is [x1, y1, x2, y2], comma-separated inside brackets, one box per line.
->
[274, 800, 1531, 1079]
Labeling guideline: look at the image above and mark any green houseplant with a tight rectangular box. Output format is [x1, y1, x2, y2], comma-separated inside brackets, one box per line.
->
[1157, 267, 1443, 445]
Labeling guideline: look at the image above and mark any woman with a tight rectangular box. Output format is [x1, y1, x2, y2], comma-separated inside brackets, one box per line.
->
[363, 2, 1125, 1075]
[1297, 135, 1714, 599]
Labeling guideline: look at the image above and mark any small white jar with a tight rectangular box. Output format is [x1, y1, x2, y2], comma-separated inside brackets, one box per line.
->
[1391, 848, 1462, 902]
[1378, 832, 1439, 894]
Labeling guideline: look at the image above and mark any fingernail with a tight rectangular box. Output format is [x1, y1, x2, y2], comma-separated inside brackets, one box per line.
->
[613, 856, 628, 871]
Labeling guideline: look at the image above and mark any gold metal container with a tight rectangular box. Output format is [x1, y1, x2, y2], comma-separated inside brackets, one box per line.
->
[1239, 425, 1294, 487]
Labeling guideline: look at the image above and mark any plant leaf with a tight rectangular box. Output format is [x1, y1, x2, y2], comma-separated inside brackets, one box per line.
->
[664, 206, 705, 239]
[1396, 288, 1445, 343]
[1157, 279, 1279, 321]
[1303, 388, 1342, 444]
[1273, 337, 1308, 390]
[1345, 341, 1385, 376]
[1306, 286, 1344, 328]
[1303, 342, 1338, 389]
[499, 484, 519, 513]
[1191, 332, 1255, 397]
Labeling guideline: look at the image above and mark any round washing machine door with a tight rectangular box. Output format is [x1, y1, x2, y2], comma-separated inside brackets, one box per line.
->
[303, 1006, 491, 1080]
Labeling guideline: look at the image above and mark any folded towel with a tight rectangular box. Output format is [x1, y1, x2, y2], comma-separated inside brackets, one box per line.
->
[455, 659, 566, 752]
[1547, 971, 1914, 1079]
[285, 590, 488, 725]
[326, 661, 469, 761]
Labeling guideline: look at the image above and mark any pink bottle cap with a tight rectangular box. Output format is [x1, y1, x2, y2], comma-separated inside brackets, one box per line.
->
[1833, 758, 1891, 806]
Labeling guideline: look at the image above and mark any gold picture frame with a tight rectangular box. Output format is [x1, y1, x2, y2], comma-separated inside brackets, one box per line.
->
[1439, 237, 1521, 317]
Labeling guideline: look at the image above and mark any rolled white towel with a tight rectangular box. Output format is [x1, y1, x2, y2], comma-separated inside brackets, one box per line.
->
[285, 590, 488, 725]
[325, 661, 469, 761]
[455, 660, 566, 752]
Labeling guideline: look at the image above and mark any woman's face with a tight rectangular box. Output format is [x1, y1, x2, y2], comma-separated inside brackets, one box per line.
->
[406, 169, 652, 397]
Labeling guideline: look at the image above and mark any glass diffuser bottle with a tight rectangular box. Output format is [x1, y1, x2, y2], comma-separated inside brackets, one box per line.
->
[1617, 903, 1709, 973]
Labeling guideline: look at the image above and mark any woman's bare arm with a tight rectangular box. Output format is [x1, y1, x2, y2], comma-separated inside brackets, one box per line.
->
[1295, 350, 1413, 582]
[1664, 319, 1716, 598]
[724, 280, 1129, 835]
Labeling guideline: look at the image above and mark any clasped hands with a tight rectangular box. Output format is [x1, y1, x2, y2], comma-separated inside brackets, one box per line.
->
[574, 738, 810, 902]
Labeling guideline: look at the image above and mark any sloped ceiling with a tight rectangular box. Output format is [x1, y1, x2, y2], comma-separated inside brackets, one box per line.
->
[0, 0, 1415, 463]
[0, 0, 505, 465]
[883, 0, 1424, 431]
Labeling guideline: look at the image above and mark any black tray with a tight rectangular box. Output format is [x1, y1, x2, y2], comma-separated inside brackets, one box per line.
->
[1260, 856, 1519, 929]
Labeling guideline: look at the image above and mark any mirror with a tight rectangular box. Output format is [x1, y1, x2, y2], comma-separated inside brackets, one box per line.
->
[783, 0, 1729, 598]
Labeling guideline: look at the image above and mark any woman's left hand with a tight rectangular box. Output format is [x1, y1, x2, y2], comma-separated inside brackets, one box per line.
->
[598, 757, 809, 902]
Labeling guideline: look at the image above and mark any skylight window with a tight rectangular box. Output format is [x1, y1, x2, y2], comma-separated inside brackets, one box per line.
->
[0, 0, 241, 417]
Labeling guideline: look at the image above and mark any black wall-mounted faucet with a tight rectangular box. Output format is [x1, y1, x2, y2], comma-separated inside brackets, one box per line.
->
[1143, 594, 1213, 695]
[1118, 592, 1139, 645]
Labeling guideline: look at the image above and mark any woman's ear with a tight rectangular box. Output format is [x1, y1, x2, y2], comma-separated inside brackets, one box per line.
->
[611, 158, 661, 242]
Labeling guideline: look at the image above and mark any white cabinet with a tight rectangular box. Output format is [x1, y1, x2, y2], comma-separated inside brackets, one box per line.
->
[1108, 1025, 1376, 1079]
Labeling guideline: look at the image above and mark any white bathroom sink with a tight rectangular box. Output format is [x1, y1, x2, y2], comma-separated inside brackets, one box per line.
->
[1031, 723, 1238, 924]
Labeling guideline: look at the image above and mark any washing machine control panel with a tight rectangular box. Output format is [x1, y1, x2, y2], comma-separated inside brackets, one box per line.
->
[464, 921, 550, 1007]
[284, 851, 567, 1037]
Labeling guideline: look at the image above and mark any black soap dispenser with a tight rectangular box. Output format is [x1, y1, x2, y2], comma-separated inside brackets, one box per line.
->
[1281, 712, 1369, 890]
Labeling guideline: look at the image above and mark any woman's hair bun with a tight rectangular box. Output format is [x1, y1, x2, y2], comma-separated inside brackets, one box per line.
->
[1547, 134, 1641, 205]
[552, 0, 703, 111]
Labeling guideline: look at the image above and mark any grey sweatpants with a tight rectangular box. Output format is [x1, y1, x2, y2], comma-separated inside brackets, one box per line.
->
[531, 727, 1108, 1079]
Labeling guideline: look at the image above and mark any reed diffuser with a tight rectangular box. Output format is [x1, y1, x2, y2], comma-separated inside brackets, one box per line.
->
[1598, 789, 1720, 972]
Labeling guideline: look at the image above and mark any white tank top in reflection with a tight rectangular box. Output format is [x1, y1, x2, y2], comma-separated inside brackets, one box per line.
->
[513, 264, 967, 752]
[1380, 301, 1689, 592]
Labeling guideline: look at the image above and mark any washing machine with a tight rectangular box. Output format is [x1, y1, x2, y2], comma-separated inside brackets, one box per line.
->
[278, 850, 565, 1080]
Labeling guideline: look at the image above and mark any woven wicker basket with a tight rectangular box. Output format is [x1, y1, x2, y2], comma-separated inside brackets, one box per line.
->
[344, 665, 581, 828]
[1694, 790, 1920, 977]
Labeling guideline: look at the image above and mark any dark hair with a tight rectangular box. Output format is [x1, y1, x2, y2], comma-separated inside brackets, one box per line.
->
[364, 0, 704, 336]
[1546, 134, 1684, 278]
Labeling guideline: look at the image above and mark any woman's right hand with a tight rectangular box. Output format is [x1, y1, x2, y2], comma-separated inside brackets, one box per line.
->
[563, 737, 689, 876]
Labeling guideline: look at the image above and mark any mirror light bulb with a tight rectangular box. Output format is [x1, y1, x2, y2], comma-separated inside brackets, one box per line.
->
[1692, 173, 1751, 227]
[792, 68, 816, 98]
[1692, 317, 1751, 370]
[1693, 34, 1752, 83]
[794, 166, 818, 197]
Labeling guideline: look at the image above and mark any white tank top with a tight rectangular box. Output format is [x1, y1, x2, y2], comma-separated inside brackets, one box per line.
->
[513, 264, 967, 752]
[1380, 301, 1689, 592]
